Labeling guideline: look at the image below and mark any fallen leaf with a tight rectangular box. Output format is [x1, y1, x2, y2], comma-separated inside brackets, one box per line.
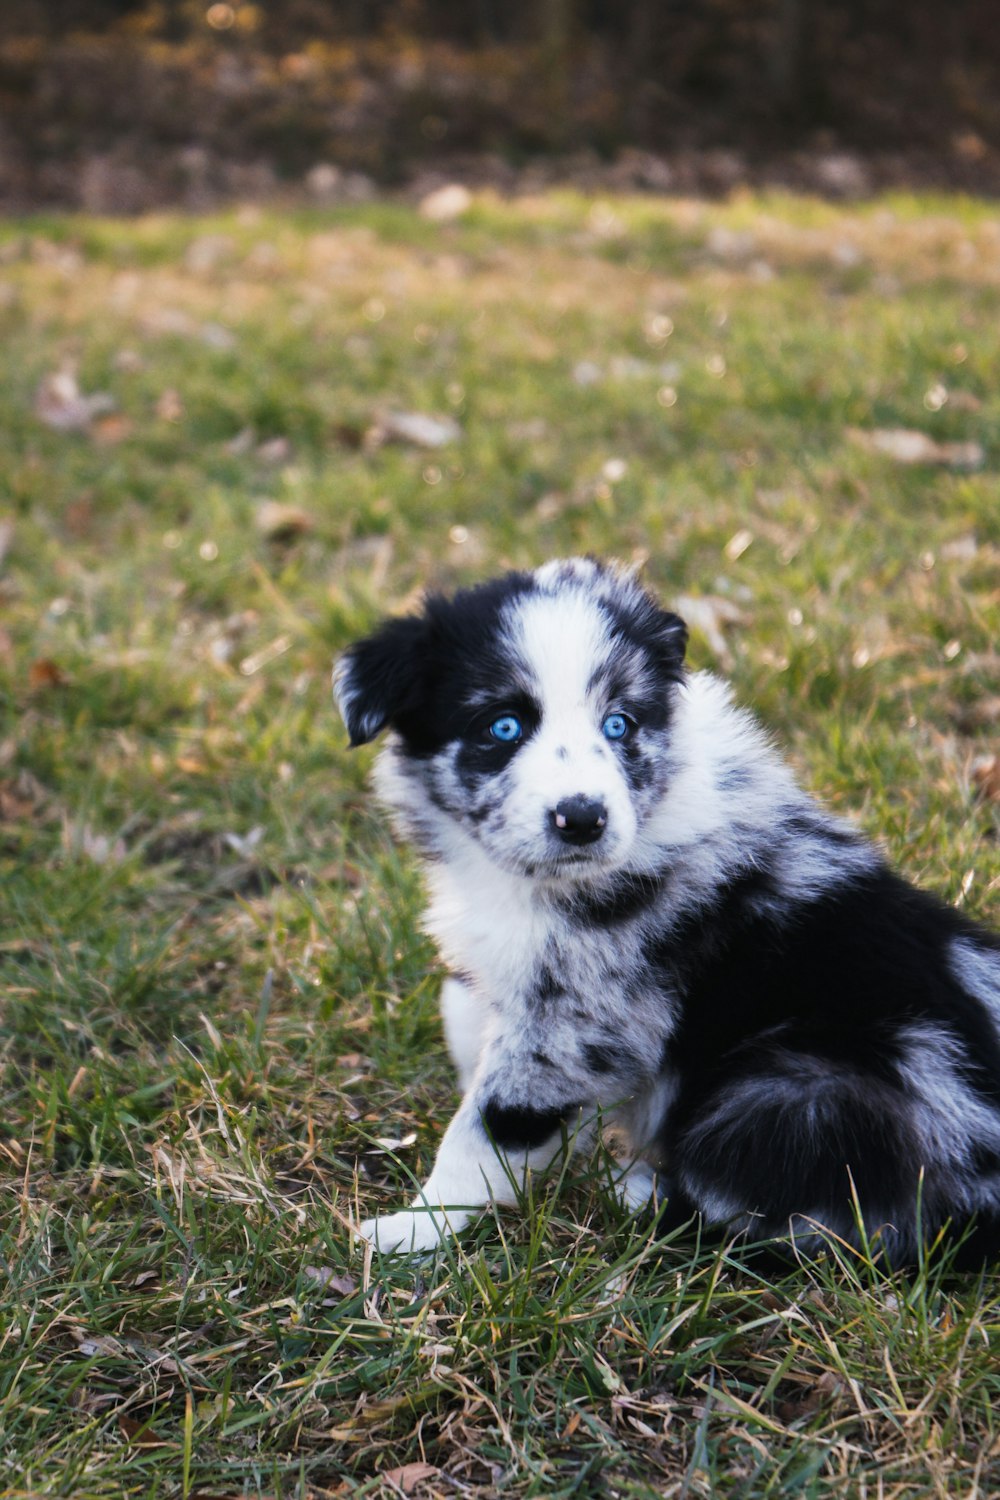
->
[28, 658, 67, 690]
[419, 183, 472, 221]
[705, 225, 756, 260]
[1, 786, 38, 822]
[941, 533, 979, 563]
[847, 427, 984, 469]
[256, 436, 291, 464]
[776, 1371, 846, 1423]
[35, 368, 115, 432]
[156, 389, 184, 423]
[380, 1462, 440, 1493]
[91, 413, 133, 446]
[372, 1131, 418, 1152]
[222, 825, 264, 857]
[378, 410, 462, 448]
[201, 321, 236, 350]
[175, 755, 208, 775]
[972, 754, 1000, 801]
[674, 594, 746, 666]
[947, 390, 982, 413]
[62, 819, 127, 867]
[225, 426, 256, 455]
[77, 1334, 124, 1358]
[64, 496, 96, 537]
[572, 359, 604, 387]
[118, 1414, 166, 1447]
[255, 500, 313, 540]
[303, 1266, 358, 1296]
[183, 233, 234, 274]
[331, 421, 365, 449]
[952, 696, 1000, 732]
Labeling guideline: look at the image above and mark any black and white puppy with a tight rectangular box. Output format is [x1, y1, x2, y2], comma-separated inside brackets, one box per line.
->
[334, 557, 1000, 1264]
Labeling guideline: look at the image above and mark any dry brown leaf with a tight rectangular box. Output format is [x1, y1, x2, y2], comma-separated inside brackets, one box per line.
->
[380, 1462, 440, 1493]
[91, 413, 133, 446]
[972, 754, 1000, 801]
[847, 426, 984, 469]
[118, 1414, 167, 1448]
[28, 658, 67, 690]
[176, 755, 208, 775]
[64, 496, 96, 537]
[1, 787, 37, 822]
[776, 1370, 846, 1424]
[952, 696, 1000, 732]
[302, 1266, 359, 1296]
[255, 500, 313, 541]
[331, 421, 366, 449]
[156, 389, 184, 423]
[947, 391, 983, 413]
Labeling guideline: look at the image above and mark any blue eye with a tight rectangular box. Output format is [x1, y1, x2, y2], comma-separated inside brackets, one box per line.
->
[602, 712, 631, 741]
[489, 714, 523, 743]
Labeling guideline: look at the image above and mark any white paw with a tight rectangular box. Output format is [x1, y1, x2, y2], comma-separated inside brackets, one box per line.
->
[357, 1209, 453, 1255]
[616, 1160, 661, 1214]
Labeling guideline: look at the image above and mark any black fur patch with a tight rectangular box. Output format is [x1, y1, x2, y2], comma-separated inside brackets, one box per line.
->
[481, 1098, 579, 1150]
[655, 865, 1000, 1235]
[566, 869, 668, 926]
[782, 810, 860, 847]
[583, 1041, 626, 1075]
[533, 966, 566, 1003]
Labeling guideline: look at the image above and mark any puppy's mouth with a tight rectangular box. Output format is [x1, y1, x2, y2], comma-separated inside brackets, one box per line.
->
[525, 844, 619, 881]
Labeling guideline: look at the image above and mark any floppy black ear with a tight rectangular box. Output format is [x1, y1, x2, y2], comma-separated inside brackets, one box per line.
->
[655, 609, 688, 672]
[333, 614, 430, 747]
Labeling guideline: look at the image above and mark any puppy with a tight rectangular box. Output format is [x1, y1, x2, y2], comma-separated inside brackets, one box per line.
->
[334, 557, 1000, 1264]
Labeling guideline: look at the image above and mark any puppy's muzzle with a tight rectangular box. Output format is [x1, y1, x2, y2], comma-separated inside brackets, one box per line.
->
[552, 796, 608, 846]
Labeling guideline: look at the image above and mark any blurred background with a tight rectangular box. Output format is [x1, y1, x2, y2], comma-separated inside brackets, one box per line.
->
[3, 0, 1000, 211]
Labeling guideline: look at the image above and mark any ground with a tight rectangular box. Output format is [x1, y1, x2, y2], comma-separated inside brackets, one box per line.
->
[1, 187, 999, 1497]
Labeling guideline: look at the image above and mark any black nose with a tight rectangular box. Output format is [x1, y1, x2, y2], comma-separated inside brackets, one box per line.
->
[552, 796, 608, 846]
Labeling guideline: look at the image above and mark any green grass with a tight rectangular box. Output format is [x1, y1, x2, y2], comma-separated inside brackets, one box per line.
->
[1, 187, 999, 1498]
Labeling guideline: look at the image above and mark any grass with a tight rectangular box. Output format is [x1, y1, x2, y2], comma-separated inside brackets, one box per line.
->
[1, 185, 999, 1498]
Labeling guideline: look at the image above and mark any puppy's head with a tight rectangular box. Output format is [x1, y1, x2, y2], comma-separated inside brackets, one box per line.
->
[334, 558, 687, 878]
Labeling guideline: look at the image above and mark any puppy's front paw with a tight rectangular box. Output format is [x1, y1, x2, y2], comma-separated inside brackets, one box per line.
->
[357, 1209, 451, 1255]
[615, 1160, 661, 1214]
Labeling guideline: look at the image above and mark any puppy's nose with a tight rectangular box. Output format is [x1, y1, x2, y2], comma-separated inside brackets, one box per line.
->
[552, 796, 608, 846]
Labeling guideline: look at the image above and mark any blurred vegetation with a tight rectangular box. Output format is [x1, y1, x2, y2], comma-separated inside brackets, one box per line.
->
[2, 0, 1000, 211]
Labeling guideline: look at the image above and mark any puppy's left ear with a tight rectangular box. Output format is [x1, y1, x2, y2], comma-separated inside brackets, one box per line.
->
[656, 609, 688, 669]
[333, 613, 429, 746]
[638, 604, 687, 682]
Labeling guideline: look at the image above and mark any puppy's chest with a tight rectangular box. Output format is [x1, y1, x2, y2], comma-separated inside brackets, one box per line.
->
[427, 866, 653, 1030]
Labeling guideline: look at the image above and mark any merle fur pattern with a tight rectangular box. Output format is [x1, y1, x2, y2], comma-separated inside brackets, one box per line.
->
[334, 558, 1000, 1264]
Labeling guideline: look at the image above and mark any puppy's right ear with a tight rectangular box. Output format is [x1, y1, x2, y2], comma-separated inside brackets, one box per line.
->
[333, 614, 429, 747]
